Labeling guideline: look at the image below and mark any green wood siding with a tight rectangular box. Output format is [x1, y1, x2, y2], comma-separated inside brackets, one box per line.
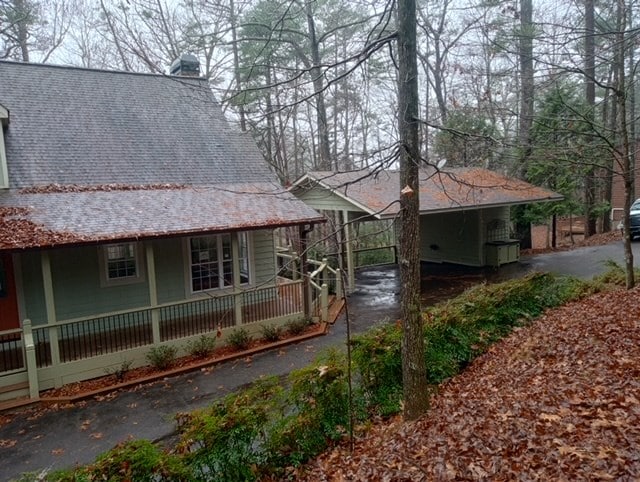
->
[252, 229, 277, 285]
[17, 252, 47, 326]
[296, 185, 364, 213]
[50, 246, 150, 320]
[152, 238, 186, 304]
[480, 207, 511, 241]
[420, 210, 483, 266]
[16, 230, 279, 325]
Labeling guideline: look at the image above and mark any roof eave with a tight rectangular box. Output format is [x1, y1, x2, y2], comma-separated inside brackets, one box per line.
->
[0, 216, 327, 253]
[375, 195, 565, 219]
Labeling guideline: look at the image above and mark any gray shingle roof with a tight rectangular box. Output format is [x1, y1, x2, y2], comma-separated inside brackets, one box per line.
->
[0, 61, 323, 249]
[0, 61, 274, 187]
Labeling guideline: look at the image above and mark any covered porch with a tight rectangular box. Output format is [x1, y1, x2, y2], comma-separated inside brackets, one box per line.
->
[0, 240, 342, 403]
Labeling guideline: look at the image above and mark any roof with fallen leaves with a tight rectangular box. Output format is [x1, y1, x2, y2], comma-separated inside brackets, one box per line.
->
[291, 168, 563, 218]
[0, 62, 322, 249]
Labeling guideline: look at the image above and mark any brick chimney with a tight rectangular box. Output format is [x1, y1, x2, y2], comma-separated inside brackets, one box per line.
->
[170, 53, 200, 77]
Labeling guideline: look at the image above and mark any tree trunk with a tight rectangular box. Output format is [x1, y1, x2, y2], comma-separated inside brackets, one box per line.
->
[229, 0, 247, 132]
[305, 2, 332, 170]
[518, 0, 534, 173]
[397, 0, 430, 421]
[615, 0, 635, 288]
[584, 0, 597, 237]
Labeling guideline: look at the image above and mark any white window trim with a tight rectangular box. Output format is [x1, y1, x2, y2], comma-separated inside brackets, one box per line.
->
[98, 242, 145, 287]
[184, 232, 252, 295]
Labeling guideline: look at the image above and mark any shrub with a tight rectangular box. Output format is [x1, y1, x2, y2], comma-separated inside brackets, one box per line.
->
[260, 323, 282, 342]
[227, 328, 251, 351]
[350, 323, 404, 416]
[175, 377, 283, 481]
[186, 335, 217, 358]
[594, 260, 640, 287]
[265, 350, 363, 468]
[45, 440, 189, 481]
[87, 439, 188, 481]
[285, 318, 311, 336]
[352, 273, 593, 416]
[146, 345, 178, 370]
[104, 359, 133, 382]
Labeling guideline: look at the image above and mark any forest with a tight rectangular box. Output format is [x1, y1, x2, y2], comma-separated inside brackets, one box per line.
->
[2, 0, 636, 232]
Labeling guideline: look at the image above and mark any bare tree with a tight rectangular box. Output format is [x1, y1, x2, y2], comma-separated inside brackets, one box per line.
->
[397, 0, 430, 420]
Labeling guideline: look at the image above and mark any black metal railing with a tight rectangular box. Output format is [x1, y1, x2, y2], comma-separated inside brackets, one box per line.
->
[57, 309, 153, 362]
[160, 295, 235, 342]
[0, 330, 24, 373]
[32, 327, 51, 368]
[19, 281, 305, 368]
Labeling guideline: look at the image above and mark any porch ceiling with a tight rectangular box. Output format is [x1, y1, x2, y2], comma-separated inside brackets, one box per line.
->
[0, 182, 324, 250]
[293, 167, 563, 219]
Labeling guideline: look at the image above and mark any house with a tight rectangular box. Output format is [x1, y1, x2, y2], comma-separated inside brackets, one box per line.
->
[290, 168, 562, 289]
[0, 58, 325, 401]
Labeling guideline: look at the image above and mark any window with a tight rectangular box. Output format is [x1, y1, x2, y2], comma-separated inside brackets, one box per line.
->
[189, 233, 250, 292]
[99, 242, 144, 286]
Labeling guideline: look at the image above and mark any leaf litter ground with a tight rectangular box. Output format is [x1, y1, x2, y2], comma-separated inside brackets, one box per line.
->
[297, 286, 640, 481]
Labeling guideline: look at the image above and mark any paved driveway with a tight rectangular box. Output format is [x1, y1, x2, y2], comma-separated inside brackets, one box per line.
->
[1, 240, 638, 480]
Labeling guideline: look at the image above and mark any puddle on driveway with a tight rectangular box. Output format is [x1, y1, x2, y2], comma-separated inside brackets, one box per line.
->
[352, 267, 399, 307]
[353, 262, 529, 309]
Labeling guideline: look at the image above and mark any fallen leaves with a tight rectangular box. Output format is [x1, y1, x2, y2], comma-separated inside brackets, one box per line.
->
[297, 286, 640, 480]
[19, 183, 187, 194]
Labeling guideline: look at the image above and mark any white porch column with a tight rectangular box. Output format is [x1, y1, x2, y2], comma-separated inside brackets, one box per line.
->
[231, 234, 243, 326]
[41, 251, 62, 387]
[342, 210, 356, 292]
[145, 243, 161, 344]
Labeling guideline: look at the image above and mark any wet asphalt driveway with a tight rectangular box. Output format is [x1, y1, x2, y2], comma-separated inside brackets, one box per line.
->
[1, 240, 639, 480]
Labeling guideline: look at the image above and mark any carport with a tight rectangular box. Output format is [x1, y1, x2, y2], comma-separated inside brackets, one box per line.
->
[290, 167, 562, 291]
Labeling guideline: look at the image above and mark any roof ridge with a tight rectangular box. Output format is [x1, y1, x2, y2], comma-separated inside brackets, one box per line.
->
[0, 59, 208, 82]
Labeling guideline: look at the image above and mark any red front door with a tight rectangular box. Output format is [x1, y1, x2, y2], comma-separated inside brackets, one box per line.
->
[0, 254, 20, 331]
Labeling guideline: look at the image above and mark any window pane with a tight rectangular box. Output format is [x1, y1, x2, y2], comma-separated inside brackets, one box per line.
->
[191, 236, 220, 292]
[189, 233, 250, 292]
[106, 243, 137, 280]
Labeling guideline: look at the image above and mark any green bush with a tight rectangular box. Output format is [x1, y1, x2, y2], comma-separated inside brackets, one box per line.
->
[285, 318, 311, 336]
[260, 323, 282, 342]
[350, 323, 403, 416]
[175, 377, 283, 481]
[227, 328, 252, 350]
[104, 359, 133, 382]
[186, 335, 217, 358]
[593, 260, 640, 286]
[48, 440, 189, 481]
[265, 350, 362, 468]
[146, 345, 178, 370]
[352, 273, 594, 416]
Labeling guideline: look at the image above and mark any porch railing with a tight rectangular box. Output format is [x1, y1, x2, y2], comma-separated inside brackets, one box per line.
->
[276, 250, 342, 322]
[1, 280, 304, 379]
[0, 329, 25, 373]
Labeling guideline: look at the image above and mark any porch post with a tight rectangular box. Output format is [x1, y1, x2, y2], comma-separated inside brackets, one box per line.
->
[342, 210, 355, 292]
[41, 251, 62, 387]
[231, 234, 243, 326]
[299, 225, 311, 320]
[22, 319, 39, 399]
[145, 243, 161, 344]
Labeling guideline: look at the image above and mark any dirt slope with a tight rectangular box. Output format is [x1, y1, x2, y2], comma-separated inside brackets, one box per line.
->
[297, 287, 640, 481]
